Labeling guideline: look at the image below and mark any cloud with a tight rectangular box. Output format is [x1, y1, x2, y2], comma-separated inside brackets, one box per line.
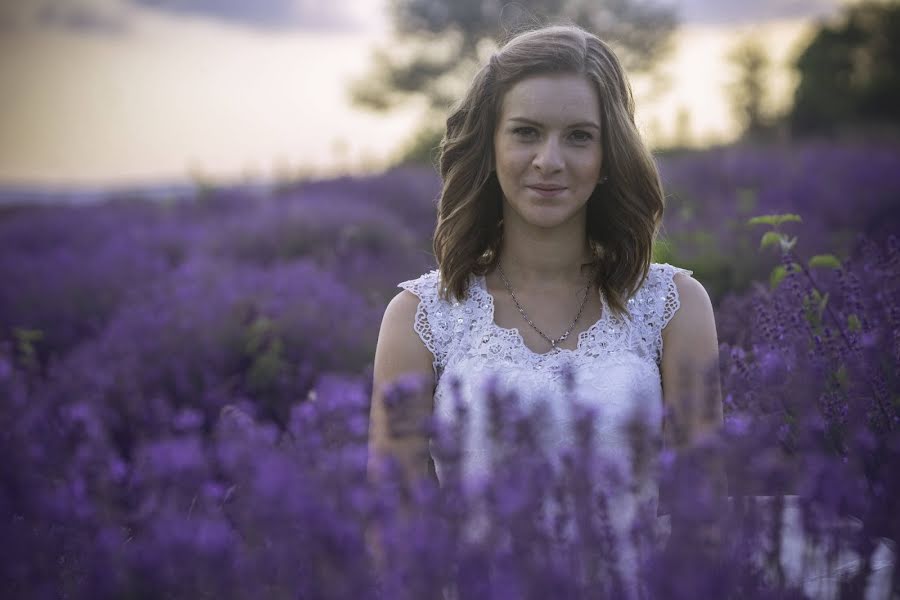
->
[0, 0, 130, 35]
[37, 3, 131, 34]
[126, 0, 364, 31]
[0, 0, 369, 35]
[1, 0, 845, 36]
[671, 0, 843, 25]
[123, 0, 848, 32]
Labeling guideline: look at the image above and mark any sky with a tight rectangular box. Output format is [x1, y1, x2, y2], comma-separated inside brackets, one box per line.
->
[0, 0, 852, 187]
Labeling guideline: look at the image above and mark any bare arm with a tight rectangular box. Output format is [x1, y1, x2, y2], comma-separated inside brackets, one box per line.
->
[660, 272, 723, 446]
[366, 290, 438, 573]
[368, 290, 437, 487]
[660, 272, 726, 549]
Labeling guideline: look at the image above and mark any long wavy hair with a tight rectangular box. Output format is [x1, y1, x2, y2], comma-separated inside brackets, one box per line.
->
[433, 23, 665, 317]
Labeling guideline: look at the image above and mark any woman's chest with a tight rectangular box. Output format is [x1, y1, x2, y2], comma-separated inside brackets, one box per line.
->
[488, 285, 606, 354]
[433, 352, 664, 437]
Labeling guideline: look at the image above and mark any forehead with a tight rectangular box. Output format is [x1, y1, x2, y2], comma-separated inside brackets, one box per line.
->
[498, 73, 600, 124]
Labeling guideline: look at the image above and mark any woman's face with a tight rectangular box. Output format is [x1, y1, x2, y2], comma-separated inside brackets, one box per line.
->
[492, 73, 604, 231]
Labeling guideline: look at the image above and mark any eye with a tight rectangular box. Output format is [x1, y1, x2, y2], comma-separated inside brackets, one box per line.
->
[512, 126, 538, 138]
[570, 130, 593, 142]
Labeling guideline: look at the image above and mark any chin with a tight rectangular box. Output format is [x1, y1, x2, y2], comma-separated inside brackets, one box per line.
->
[502, 190, 588, 228]
[519, 207, 584, 230]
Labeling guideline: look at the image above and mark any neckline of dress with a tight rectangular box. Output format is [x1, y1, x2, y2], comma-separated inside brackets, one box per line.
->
[474, 272, 612, 358]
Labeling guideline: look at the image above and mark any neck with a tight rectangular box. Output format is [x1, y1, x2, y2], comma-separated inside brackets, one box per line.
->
[497, 220, 593, 288]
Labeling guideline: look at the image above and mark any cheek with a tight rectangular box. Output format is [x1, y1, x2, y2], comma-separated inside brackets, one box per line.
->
[496, 158, 529, 185]
[497, 145, 528, 168]
[576, 153, 603, 179]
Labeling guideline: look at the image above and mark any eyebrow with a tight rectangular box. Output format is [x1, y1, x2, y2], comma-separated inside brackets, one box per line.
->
[507, 116, 601, 130]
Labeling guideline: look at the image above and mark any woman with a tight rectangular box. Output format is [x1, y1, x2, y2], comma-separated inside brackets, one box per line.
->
[367, 23, 723, 595]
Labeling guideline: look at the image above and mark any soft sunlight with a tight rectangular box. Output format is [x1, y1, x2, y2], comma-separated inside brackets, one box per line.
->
[0, 1, 846, 185]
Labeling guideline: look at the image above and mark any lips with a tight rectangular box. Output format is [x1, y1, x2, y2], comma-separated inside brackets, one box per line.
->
[527, 185, 566, 191]
[527, 185, 567, 197]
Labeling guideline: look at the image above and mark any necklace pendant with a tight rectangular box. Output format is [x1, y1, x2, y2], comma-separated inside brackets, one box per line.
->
[496, 263, 593, 355]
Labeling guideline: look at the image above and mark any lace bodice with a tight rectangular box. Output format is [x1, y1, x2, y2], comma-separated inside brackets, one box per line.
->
[400, 263, 689, 378]
[398, 263, 692, 585]
[398, 261, 691, 479]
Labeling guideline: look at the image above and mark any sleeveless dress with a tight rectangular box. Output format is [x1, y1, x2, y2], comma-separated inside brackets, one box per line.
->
[398, 262, 690, 594]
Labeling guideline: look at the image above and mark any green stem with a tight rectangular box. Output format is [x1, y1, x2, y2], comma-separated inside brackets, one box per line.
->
[789, 251, 894, 431]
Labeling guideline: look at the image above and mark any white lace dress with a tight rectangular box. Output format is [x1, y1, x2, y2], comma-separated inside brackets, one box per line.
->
[398, 262, 689, 593]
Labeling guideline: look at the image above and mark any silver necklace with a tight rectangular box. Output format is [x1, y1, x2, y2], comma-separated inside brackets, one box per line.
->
[496, 264, 593, 351]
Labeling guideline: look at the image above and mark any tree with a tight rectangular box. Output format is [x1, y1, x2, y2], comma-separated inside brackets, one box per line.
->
[727, 37, 772, 140]
[350, 0, 678, 165]
[790, 0, 900, 136]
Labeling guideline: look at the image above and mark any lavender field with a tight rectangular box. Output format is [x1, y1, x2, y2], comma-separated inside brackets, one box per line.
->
[1, 141, 898, 598]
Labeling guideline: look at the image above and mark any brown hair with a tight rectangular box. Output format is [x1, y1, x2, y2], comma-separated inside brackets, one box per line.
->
[433, 23, 664, 317]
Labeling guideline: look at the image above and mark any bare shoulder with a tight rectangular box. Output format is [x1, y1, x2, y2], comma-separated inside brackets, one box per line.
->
[381, 289, 422, 329]
[369, 290, 436, 485]
[661, 271, 718, 379]
[664, 271, 714, 334]
[660, 271, 723, 440]
[374, 290, 434, 388]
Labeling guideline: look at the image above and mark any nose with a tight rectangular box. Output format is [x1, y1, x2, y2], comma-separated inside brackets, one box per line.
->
[532, 136, 564, 173]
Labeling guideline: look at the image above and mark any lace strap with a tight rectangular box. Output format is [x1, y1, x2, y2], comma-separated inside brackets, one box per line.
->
[397, 269, 451, 377]
[644, 263, 694, 368]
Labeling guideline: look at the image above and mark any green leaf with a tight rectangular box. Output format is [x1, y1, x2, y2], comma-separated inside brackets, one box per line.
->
[808, 254, 841, 269]
[802, 290, 829, 324]
[818, 292, 830, 315]
[12, 327, 44, 371]
[848, 314, 861, 332]
[769, 262, 802, 289]
[13, 327, 43, 344]
[747, 213, 803, 227]
[760, 231, 783, 250]
[748, 215, 779, 227]
[770, 265, 787, 289]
